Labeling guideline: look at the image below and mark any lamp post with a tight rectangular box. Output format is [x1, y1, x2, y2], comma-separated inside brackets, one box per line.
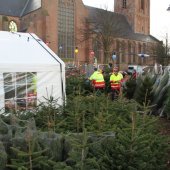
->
[112, 52, 117, 66]
[74, 47, 79, 66]
[138, 53, 150, 58]
[59, 45, 63, 58]
[138, 53, 150, 65]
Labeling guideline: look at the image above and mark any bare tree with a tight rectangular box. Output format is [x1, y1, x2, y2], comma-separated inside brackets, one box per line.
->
[152, 42, 170, 66]
[80, 7, 132, 64]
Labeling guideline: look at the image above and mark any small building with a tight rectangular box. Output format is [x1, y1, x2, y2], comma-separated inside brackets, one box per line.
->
[0, 31, 65, 112]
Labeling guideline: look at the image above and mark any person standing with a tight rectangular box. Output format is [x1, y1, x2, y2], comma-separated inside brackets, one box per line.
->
[110, 67, 123, 100]
[132, 69, 137, 79]
[89, 68, 105, 91]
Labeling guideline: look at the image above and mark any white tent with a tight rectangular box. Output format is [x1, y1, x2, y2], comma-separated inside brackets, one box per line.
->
[0, 31, 65, 112]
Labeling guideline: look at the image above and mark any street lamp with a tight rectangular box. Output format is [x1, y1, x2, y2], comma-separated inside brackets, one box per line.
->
[112, 52, 117, 60]
[59, 45, 63, 57]
[138, 53, 150, 65]
[138, 53, 150, 58]
[74, 47, 79, 66]
[111, 52, 117, 66]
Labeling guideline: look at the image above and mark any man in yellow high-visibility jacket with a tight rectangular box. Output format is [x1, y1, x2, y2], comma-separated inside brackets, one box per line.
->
[89, 68, 105, 90]
[110, 67, 123, 100]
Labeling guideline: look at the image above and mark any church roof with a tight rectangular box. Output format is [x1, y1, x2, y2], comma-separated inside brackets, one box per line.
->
[0, 0, 41, 17]
[86, 6, 159, 43]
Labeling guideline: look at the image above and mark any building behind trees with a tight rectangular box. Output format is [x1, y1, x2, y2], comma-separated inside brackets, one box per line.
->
[0, 0, 161, 69]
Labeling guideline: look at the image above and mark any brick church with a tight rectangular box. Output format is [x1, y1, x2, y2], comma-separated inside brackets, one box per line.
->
[0, 0, 159, 68]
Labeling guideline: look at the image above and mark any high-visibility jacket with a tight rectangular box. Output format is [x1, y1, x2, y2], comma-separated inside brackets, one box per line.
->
[90, 71, 105, 89]
[110, 72, 123, 90]
[32, 74, 37, 94]
[89, 71, 98, 81]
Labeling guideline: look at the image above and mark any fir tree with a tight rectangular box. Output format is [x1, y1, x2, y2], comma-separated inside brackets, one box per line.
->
[0, 141, 7, 170]
[87, 111, 169, 170]
[7, 119, 53, 170]
[123, 78, 137, 99]
[135, 76, 154, 106]
[164, 87, 170, 119]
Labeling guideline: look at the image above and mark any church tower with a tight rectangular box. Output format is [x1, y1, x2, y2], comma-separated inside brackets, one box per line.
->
[114, 0, 150, 35]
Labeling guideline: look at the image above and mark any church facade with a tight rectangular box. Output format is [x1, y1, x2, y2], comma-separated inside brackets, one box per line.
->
[0, 0, 159, 69]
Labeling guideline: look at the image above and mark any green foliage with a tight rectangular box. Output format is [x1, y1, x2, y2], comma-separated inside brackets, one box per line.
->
[53, 162, 73, 170]
[103, 67, 112, 93]
[164, 87, 170, 119]
[123, 78, 137, 99]
[6, 118, 51, 170]
[38, 132, 66, 162]
[66, 73, 92, 96]
[0, 73, 170, 169]
[63, 94, 114, 133]
[87, 113, 169, 170]
[152, 70, 170, 109]
[134, 76, 154, 106]
[0, 141, 7, 170]
[35, 96, 63, 131]
[7, 146, 49, 170]
[63, 94, 139, 133]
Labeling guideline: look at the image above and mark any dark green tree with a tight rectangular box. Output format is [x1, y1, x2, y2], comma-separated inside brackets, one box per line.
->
[0, 141, 7, 170]
[7, 120, 52, 170]
[135, 76, 154, 106]
[123, 78, 137, 99]
[164, 87, 170, 119]
[87, 112, 169, 170]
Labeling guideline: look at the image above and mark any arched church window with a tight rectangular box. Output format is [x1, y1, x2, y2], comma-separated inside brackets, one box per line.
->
[141, 0, 144, 10]
[2, 16, 9, 31]
[116, 40, 120, 64]
[132, 43, 136, 63]
[122, 0, 127, 9]
[9, 21, 18, 32]
[128, 42, 131, 64]
[121, 41, 126, 62]
[138, 43, 142, 53]
[58, 0, 75, 58]
[138, 43, 142, 64]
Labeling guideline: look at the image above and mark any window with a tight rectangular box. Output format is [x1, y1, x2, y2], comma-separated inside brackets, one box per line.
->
[122, 0, 127, 8]
[116, 40, 120, 64]
[121, 41, 126, 63]
[133, 44, 136, 63]
[58, 0, 75, 58]
[128, 42, 131, 64]
[141, 0, 144, 10]
[138, 43, 142, 64]
[9, 21, 18, 32]
[3, 72, 37, 111]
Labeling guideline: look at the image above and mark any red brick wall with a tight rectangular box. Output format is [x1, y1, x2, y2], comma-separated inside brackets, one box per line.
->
[0, 0, 156, 67]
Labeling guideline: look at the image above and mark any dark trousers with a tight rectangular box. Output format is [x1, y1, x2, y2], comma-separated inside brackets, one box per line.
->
[111, 89, 120, 100]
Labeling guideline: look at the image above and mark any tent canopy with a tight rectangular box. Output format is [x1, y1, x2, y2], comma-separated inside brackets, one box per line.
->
[0, 31, 65, 72]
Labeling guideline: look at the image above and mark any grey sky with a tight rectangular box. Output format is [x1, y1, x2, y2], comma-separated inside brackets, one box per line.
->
[82, 0, 170, 42]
